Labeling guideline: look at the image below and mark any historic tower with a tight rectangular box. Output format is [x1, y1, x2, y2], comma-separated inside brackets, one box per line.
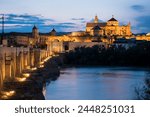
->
[32, 25, 39, 39]
[94, 15, 99, 23]
[50, 28, 56, 36]
[126, 22, 132, 36]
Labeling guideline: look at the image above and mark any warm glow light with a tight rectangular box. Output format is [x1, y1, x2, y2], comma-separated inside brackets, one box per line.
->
[43, 56, 51, 62]
[40, 61, 44, 65]
[6, 92, 10, 96]
[39, 65, 44, 68]
[23, 73, 30, 78]
[1, 90, 16, 99]
[10, 91, 15, 94]
[44, 58, 48, 62]
[31, 67, 37, 71]
[26, 66, 30, 69]
[1, 95, 8, 99]
[16, 77, 26, 82]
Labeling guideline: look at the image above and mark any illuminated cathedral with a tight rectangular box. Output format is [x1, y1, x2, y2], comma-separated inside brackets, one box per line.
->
[86, 15, 132, 36]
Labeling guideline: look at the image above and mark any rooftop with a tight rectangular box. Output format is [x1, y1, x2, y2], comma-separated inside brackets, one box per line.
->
[86, 23, 107, 27]
[108, 17, 118, 22]
[92, 25, 101, 30]
[51, 28, 56, 32]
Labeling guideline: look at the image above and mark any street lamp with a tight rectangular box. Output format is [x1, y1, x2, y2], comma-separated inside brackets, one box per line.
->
[0, 14, 4, 44]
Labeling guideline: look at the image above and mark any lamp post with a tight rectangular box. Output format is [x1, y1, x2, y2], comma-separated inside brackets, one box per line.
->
[1, 14, 4, 44]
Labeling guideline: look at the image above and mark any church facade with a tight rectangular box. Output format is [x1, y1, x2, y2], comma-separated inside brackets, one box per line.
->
[86, 16, 132, 36]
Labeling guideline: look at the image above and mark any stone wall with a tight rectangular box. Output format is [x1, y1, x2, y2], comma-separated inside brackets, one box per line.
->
[0, 46, 51, 91]
[67, 42, 106, 51]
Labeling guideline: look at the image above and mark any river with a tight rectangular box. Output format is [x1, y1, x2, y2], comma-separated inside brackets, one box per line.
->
[45, 67, 149, 100]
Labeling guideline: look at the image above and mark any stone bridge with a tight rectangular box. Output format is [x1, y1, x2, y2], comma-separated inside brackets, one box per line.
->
[0, 46, 51, 91]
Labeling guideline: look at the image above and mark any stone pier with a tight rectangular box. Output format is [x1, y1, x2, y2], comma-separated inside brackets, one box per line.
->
[0, 46, 51, 91]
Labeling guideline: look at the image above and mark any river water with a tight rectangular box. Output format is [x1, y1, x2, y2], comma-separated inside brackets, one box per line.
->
[45, 67, 149, 100]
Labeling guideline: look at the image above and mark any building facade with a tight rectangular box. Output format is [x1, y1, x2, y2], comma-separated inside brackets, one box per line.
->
[86, 16, 132, 36]
[5, 15, 150, 54]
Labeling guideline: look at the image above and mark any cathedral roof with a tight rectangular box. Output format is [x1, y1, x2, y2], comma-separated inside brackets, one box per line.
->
[108, 17, 118, 22]
[86, 23, 107, 27]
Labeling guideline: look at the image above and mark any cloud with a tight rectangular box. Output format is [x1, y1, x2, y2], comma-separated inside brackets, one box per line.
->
[0, 14, 84, 32]
[80, 20, 87, 23]
[43, 23, 76, 29]
[71, 18, 85, 21]
[71, 17, 88, 25]
[3, 14, 55, 25]
[42, 22, 79, 32]
[90, 19, 104, 22]
[131, 5, 145, 12]
[134, 15, 150, 33]
[0, 14, 75, 32]
[56, 22, 76, 26]
[0, 13, 56, 32]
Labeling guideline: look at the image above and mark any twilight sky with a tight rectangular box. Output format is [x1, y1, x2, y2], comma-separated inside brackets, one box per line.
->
[0, 0, 150, 33]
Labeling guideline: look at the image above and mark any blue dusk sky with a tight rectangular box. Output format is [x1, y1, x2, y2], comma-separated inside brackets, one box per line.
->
[0, 0, 150, 33]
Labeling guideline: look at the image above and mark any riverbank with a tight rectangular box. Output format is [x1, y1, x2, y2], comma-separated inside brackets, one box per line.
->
[1, 51, 150, 100]
[0, 56, 61, 100]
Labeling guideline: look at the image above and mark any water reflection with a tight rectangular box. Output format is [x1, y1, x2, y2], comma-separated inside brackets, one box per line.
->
[46, 67, 148, 100]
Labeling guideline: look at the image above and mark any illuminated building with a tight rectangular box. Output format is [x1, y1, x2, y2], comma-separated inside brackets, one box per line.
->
[86, 15, 132, 36]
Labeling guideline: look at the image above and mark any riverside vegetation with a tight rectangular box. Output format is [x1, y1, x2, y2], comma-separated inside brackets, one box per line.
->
[63, 42, 150, 67]
[63, 41, 150, 99]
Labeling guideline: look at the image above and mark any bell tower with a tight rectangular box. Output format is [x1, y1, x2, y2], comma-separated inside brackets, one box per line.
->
[32, 25, 39, 39]
[127, 22, 132, 36]
[94, 15, 99, 23]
